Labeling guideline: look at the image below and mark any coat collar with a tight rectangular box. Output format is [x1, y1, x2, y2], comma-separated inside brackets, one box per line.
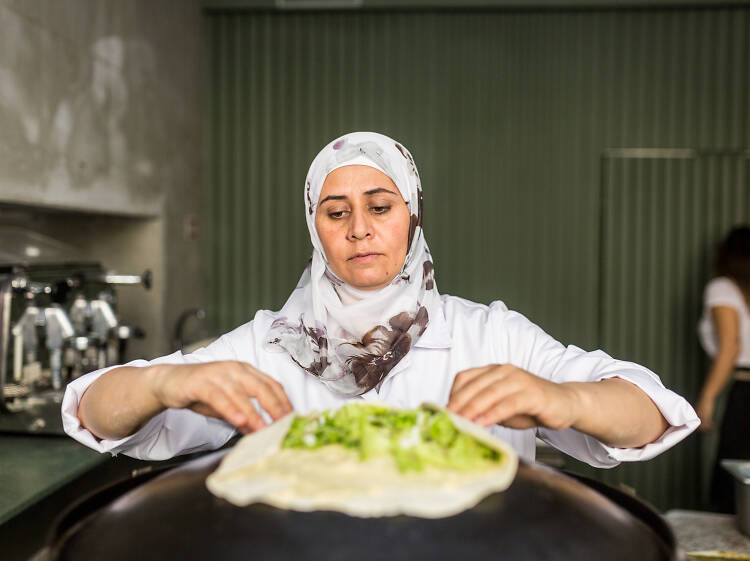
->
[414, 298, 452, 349]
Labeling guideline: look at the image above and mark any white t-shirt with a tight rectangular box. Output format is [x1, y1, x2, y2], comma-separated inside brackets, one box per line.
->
[698, 277, 750, 367]
[62, 295, 699, 467]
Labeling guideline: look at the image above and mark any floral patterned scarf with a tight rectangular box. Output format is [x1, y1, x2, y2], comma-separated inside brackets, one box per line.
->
[265, 132, 440, 397]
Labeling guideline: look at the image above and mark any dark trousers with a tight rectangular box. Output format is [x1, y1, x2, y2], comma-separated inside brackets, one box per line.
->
[710, 379, 750, 513]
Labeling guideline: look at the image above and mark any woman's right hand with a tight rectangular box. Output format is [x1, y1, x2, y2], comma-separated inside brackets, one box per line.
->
[696, 394, 715, 432]
[148, 361, 294, 434]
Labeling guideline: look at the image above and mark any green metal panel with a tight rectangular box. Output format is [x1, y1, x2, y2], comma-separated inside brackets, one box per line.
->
[578, 153, 750, 510]
[205, 7, 750, 509]
[202, 0, 750, 11]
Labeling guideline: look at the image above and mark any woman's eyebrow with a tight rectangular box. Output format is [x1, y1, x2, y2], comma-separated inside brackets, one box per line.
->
[318, 187, 398, 206]
[364, 187, 398, 196]
[318, 194, 346, 205]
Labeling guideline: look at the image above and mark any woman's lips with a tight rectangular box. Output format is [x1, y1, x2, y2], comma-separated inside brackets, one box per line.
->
[349, 253, 380, 264]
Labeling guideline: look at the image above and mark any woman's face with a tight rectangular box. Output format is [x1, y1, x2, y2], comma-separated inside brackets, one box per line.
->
[315, 165, 410, 290]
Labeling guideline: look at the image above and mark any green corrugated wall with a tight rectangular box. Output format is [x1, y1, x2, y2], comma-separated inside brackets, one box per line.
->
[595, 153, 750, 509]
[205, 6, 750, 510]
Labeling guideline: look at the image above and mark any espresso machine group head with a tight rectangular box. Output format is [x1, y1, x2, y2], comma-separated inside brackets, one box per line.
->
[0, 264, 151, 434]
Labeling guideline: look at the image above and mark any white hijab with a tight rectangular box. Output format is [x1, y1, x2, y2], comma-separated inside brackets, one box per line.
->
[265, 132, 439, 396]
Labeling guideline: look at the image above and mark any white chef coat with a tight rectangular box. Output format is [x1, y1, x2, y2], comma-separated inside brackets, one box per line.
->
[62, 295, 699, 466]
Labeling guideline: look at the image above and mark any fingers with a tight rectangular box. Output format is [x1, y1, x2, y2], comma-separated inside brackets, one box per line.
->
[175, 361, 294, 433]
[447, 364, 573, 430]
[696, 401, 714, 433]
[499, 414, 540, 430]
[450, 365, 494, 395]
[698, 417, 713, 432]
[448, 364, 517, 419]
[263, 374, 295, 416]
[472, 391, 535, 427]
[224, 378, 271, 431]
[191, 380, 265, 432]
[190, 398, 261, 433]
[233, 363, 293, 421]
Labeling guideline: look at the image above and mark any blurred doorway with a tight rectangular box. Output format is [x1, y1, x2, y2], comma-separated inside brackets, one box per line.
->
[597, 150, 750, 509]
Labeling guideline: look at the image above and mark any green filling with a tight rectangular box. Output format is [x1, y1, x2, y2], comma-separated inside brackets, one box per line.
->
[281, 404, 501, 473]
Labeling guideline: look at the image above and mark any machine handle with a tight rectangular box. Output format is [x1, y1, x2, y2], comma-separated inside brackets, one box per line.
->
[101, 269, 152, 290]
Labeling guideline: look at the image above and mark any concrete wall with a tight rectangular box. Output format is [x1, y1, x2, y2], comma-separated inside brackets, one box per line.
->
[0, 0, 206, 357]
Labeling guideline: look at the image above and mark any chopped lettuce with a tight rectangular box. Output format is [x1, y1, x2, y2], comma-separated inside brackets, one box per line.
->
[281, 403, 501, 473]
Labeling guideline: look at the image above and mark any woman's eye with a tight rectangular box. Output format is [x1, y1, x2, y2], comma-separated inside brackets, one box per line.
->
[328, 210, 347, 219]
[371, 206, 391, 214]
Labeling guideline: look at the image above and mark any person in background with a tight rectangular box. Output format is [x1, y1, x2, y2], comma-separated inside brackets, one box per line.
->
[697, 226, 750, 513]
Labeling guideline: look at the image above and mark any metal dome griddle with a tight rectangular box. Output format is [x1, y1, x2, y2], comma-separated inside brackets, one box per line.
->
[48, 449, 683, 561]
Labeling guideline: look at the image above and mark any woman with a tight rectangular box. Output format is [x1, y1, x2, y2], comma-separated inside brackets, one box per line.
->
[64, 132, 698, 465]
[697, 226, 750, 512]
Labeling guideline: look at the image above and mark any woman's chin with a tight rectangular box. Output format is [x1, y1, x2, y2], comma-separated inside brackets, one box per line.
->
[344, 273, 393, 291]
[350, 281, 389, 291]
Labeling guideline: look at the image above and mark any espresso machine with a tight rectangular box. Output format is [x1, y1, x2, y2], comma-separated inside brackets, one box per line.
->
[0, 263, 151, 434]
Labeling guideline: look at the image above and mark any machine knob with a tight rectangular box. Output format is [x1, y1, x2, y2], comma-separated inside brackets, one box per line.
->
[74, 336, 90, 352]
[115, 325, 145, 340]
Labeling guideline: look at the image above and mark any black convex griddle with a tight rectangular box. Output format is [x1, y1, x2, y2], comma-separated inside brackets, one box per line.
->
[47, 450, 684, 561]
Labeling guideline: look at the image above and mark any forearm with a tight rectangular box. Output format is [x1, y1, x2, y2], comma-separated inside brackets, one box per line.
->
[566, 377, 668, 448]
[78, 365, 167, 441]
[699, 348, 739, 401]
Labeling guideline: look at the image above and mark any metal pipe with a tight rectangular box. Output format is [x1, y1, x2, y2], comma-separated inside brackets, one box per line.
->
[50, 348, 62, 390]
[102, 274, 142, 285]
[12, 325, 22, 383]
[44, 305, 75, 390]
[101, 270, 152, 290]
[0, 276, 12, 408]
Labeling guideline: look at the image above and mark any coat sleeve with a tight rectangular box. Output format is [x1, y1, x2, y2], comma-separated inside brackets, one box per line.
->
[61, 331, 245, 460]
[488, 301, 700, 468]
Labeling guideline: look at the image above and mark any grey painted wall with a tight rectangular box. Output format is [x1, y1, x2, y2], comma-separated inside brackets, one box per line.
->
[0, 0, 206, 356]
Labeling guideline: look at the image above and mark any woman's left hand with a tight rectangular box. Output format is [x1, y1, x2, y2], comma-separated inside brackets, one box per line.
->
[447, 364, 670, 448]
[447, 364, 580, 430]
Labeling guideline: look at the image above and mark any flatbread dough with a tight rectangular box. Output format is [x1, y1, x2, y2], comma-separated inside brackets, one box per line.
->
[205, 402, 518, 518]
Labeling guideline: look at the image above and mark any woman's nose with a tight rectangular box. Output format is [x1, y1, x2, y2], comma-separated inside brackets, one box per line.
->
[348, 208, 372, 240]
